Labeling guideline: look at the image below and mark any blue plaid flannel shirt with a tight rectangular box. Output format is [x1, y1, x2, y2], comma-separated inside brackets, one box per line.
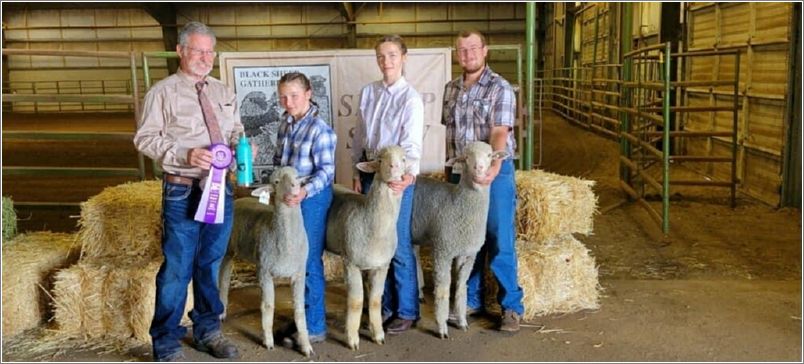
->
[274, 104, 337, 197]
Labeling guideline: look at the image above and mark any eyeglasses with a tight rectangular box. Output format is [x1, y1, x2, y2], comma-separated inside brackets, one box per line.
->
[185, 46, 217, 57]
[457, 46, 483, 55]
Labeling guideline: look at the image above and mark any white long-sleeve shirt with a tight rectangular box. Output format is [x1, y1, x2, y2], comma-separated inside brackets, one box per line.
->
[351, 76, 424, 177]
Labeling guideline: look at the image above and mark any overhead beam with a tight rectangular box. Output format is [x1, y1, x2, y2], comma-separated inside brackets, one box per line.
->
[143, 3, 179, 74]
[340, 2, 358, 48]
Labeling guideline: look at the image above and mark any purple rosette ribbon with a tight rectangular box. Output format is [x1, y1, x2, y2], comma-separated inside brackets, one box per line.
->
[194, 143, 233, 224]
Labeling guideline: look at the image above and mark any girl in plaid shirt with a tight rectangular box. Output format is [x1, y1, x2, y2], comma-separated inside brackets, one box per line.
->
[273, 72, 336, 345]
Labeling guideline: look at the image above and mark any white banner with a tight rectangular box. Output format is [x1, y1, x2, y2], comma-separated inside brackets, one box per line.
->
[220, 48, 451, 186]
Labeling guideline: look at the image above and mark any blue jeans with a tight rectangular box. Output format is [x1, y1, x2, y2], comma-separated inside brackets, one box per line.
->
[150, 180, 234, 360]
[360, 172, 420, 321]
[449, 159, 524, 315]
[301, 185, 333, 336]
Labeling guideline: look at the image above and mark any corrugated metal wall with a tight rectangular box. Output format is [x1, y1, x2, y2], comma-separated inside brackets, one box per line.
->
[2, 3, 526, 112]
[684, 2, 794, 206]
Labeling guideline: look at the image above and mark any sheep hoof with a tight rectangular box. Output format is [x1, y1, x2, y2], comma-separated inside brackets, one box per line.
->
[439, 332, 449, 339]
[301, 346, 313, 357]
[375, 337, 385, 345]
[460, 324, 469, 332]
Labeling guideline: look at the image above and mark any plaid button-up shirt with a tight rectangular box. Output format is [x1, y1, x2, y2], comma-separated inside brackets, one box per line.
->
[442, 66, 516, 160]
[274, 104, 337, 197]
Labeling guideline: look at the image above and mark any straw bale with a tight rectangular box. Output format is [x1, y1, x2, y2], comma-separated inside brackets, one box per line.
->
[515, 170, 598, 244]
[52, 256, 193, 343]
[2, 232, 80, 337]
[77, 180, 163, 259]
[2, 196, 18, 243]
[323, 251, 344, 282]
[420, 171, 447, 182]
[485, 235, 601, 320]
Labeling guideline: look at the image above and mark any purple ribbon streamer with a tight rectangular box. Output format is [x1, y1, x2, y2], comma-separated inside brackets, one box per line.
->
[194, 143, 233, 224]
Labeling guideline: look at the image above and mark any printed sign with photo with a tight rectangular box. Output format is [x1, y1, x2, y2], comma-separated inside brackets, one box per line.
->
[233, 65, 333, 184]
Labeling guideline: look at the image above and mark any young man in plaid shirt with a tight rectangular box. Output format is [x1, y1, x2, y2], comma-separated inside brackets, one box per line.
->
[442, 30, 524, 333]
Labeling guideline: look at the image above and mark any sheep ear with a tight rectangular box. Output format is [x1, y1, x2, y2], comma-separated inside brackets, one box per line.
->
[445, 156, 466, 167]
[356, 161, 379, 173]
[251, 185, 274, 197]
[491, 150, 510, 160]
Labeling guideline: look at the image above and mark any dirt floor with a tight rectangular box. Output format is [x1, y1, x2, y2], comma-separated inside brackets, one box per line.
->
[2, 110, 802, 361]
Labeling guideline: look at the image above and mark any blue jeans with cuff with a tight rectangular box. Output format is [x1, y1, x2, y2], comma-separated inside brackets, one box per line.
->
[150, 180, 234, 361]
[300, 184, 333, 337]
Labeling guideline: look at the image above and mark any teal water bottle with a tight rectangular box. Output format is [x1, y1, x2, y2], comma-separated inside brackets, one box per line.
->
[236, 134, 253, 187]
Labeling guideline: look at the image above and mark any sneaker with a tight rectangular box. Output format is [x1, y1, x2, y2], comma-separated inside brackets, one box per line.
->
[194, 334, 239, 359]
[384, 318, 415, 335]
[499, 310, 521, 332]
[155, 351, 185, 362]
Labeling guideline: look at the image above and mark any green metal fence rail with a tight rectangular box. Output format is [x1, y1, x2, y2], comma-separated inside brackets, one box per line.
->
[619, 43, 741, 234]
[1, 48, 145, 208]
[141, 51, 179, 178]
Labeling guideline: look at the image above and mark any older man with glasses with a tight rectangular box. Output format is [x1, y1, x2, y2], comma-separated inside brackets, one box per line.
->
[134, 21, 244, 362]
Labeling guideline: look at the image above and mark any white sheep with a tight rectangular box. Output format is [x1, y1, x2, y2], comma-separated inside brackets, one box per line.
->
[411, 141, 509, 339]
[218, 167, 314, 357]
[325, 146, 406, 350]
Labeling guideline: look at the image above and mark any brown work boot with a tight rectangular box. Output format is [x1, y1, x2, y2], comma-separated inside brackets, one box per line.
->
[384, 318, 415, 335]
[499, 310, 521, 332]
[194, 333, 239, 359]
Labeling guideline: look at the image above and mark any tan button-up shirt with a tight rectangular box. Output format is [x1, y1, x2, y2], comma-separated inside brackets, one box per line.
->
[134, 70, 244, 179]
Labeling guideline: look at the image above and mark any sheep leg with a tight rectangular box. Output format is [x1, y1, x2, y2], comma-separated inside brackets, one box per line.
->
[453, 255, 476, 331]
[290, 271, 313, 357]
[367, 266, 389, 345]
[259, 273, 275, 350]
[414, 245, 425, 303]
[432, 255, 452, 339]
[218, 254, 234, 320]
[345, 263, 363, 350]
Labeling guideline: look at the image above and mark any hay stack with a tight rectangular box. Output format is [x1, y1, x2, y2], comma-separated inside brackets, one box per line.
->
[2, 232, 80, 337]
[515, 170, 597, 244]
[323, 251, 344, 282]
[484, 235, 600, 320]
[2, 196, 18, 243]
[77, 180, 162, 259]
[52, 256, 193, 343]
[420, 171, 447, 182]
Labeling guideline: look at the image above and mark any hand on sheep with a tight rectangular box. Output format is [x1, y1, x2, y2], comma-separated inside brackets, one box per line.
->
[387, 173, 415, 194]
[187, 148, 213, 170]
[283, 187, 307, 207]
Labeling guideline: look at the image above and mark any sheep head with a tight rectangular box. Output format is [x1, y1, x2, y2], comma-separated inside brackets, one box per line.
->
[252, 166, 303, 201]
[449, 141, 509, 189]
[356, 145, 406, 182]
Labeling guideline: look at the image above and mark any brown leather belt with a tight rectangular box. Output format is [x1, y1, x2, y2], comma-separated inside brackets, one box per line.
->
[164, 174, 198, 186]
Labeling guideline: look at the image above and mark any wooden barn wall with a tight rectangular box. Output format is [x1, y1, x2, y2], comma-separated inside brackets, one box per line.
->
[579, 3, 612, 67]
[684, 2, 793, 206]
[2, 3, 526, 113]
